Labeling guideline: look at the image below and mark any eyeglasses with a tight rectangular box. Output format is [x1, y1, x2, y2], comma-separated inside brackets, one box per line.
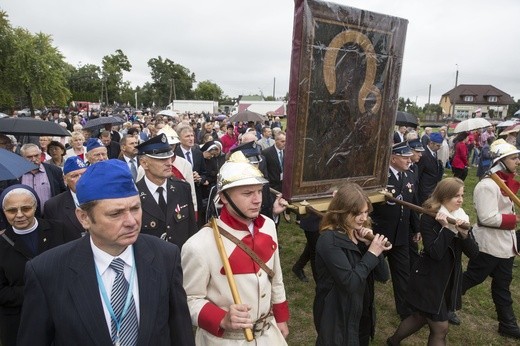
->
[3, 204, 36, 215]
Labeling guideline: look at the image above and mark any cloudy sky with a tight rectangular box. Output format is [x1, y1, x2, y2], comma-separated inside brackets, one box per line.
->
[2, 0, 519, 106]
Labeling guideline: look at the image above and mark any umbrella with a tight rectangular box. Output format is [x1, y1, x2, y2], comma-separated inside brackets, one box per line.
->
[499, 124, 520, 136]
[0, 148, 38, 181]
[228, 110, 267, 123]
[395, 111, 418, 127]
[453, 118, 492, 134]
[157, 110, 178, 117]
[0, 117, 70, 136]
[83, 116, 125, 130]
[514, 109, 520, 117]
[214, 114, 228, 121]
[497, 119, 519, 128]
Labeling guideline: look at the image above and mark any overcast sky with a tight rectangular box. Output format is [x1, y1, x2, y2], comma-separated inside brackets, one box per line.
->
[2, 0, 519, 106]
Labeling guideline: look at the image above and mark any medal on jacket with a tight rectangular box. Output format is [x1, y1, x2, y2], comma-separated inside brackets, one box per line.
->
[175, 204, 182, 219]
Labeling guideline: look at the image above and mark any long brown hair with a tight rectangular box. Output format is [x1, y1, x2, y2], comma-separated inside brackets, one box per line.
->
[423, 177, 464, 212]
[320, 183, 372, 240]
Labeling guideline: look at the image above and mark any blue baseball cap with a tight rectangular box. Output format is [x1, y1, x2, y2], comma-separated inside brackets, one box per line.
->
[86, 138, 104, 152]
[63, 156, 87, 175]
[429, 132, 443, 144]
[76, 159, 138, 205]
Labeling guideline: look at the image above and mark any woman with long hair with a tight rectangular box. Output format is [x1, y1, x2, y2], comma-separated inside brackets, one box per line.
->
[313, 183, 391, 346]
[387, 177, 479, 345]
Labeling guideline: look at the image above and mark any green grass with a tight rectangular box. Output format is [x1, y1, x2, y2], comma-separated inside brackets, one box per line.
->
[279, 166, 520, 345]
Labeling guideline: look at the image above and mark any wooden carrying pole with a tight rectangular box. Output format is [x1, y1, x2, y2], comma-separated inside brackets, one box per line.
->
[380, 191, 471, 230]
[305, 205, 392, 247]
[488, 173, 520, 209]
[210, 218, 254, 341]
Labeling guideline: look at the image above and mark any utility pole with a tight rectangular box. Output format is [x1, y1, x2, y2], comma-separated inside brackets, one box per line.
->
[273, 77, 276, 99]
[451, 64, 459, 118]
[428, 84, 431, 105]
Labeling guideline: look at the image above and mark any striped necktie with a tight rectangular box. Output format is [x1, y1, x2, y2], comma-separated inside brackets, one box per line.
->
[110, 258, 138, 346]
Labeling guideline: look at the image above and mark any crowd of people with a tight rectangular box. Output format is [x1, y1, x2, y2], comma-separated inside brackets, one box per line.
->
[1, 108, 520, 345]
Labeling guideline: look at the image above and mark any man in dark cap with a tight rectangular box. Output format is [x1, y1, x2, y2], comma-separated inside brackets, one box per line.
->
[136, 134, 197, 249]
[18, 159, 195, 345]
[44, 156, 88, 238]
[417, 132, 444, 205]
[371, 142, 420, 321]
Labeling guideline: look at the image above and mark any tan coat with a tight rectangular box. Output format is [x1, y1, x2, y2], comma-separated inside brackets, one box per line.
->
[181, 213, 288, 345]
[472, 177, 518, 258]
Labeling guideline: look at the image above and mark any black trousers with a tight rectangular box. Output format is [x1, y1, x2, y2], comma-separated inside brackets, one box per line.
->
[293, 230, 319, 282]
[462, 252, 515, 307]
[452, 167, 468, 181]
[386, 245, 411, 319]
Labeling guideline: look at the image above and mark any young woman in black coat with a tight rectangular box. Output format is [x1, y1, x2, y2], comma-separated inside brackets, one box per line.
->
[387, 177, 479, 345]
[313, 183, 391, 346]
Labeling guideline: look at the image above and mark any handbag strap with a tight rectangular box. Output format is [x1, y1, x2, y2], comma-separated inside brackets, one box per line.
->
[215, 225, 275, 280]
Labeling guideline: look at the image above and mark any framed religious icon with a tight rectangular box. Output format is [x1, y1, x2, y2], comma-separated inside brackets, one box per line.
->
[283, 0, 408, 202]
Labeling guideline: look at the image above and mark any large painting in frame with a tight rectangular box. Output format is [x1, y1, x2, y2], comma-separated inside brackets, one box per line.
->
[284, 0, 408, 202]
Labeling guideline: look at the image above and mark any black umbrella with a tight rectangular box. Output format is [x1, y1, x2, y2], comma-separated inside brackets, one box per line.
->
[395, 111, 418, 128]
[83, 116, 125, 130]
[228, 110, 267, 123]
[0, 148, 38, 181]
[0, 117, 70, 136]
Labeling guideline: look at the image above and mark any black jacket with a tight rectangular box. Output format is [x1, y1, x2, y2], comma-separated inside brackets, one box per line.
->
[407, 214, 479, 315]
[417, 149, 444, 205]
[0, 219, 78, 345]
[44, 190, 86, 238]
[261, 145, 283, 192]
[313, 230, 384, 346]
[371, 170, 419, 246]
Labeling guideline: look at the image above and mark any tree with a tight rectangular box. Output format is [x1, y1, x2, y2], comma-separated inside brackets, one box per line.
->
[101, 49, 132, 105]
[68, 63, 102, 102]
[508, 98, 520, 117]
[423, 103, 443, 115]
[194, 80, 223, 100]
[4, 28, 71, 114]
[0, 11, 15, 109]
[148, 56, 195, 108]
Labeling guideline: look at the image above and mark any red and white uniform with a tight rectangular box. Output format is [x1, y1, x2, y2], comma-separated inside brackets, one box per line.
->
[181, 208, 289, 345]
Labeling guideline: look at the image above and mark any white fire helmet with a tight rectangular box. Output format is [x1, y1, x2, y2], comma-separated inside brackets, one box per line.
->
[157, 125, 180, 145]
[491, 139, 520, 165]
[217, 151, 268, 192]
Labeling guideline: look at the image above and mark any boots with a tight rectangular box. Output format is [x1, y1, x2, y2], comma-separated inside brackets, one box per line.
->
[496, 305, 520, 339]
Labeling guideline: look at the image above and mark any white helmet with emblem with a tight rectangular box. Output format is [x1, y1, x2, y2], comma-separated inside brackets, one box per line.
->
[491, 139, 520, 165]
[217, 151, 268, 193]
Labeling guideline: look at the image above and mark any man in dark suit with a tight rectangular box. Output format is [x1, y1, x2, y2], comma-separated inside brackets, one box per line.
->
[20, 143, 66, 216]
[393, 125, 407, 143]
[44, 156, 88, 238]
[174, 125, 208, 225]
[100, 130, 121, 159]
[119, 134, 140, 181]
[136, 134, 197, 249]
[371, 142, 420, 320]
[261, 131, 286, 192]
[417, 132, 444, 205]
[17, 159, 195, 346]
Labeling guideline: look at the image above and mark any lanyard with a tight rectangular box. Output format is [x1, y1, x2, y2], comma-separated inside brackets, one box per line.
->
[95, 251, 136, 343]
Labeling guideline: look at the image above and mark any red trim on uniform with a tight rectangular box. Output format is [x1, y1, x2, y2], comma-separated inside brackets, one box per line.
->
[272, 301, 290, 322]
[198, 302, 227, 337]
[171, 166, 186, 181]
[219, 208, 276, 276]
[500, 214, 517, 230]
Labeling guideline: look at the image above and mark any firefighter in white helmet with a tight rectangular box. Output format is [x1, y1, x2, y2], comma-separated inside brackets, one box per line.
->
[463, 139, 520, 339]
[181, 151, 290, 345]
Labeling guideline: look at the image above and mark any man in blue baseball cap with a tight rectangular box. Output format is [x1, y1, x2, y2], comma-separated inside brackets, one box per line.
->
[371, 141, 420, 321]
[85, 138, 108, 164]
[18, 159, 195, 346]
[44, 156, 88, 237]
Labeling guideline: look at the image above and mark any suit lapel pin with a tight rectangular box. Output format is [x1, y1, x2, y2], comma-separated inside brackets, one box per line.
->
[150, 221, 156, 228]
[175, 204, 182, 219]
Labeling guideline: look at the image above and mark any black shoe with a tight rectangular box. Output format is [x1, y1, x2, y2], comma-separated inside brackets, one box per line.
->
[291, 266, 309, 282]
[448, 311, 461, 325]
